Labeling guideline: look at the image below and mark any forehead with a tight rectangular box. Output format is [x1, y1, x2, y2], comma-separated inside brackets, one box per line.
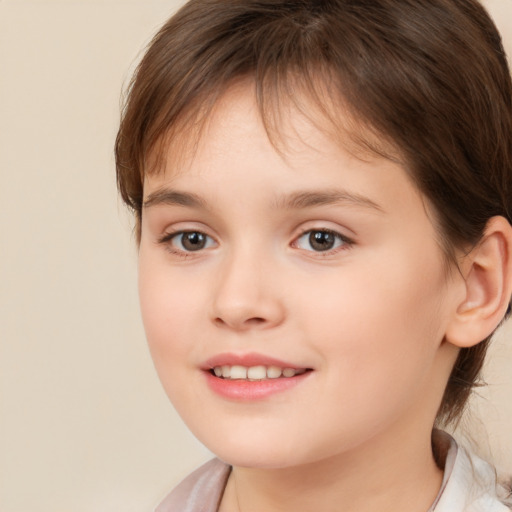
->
[143, 83, 426, 220]
[145, 77, 403, 183]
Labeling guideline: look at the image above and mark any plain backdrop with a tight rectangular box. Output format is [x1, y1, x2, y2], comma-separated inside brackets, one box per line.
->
[1, 1, 511, 511]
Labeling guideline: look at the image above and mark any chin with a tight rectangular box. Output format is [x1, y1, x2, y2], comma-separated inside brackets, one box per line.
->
[215, 447, 300, 469]
[190, 426, 304, 469]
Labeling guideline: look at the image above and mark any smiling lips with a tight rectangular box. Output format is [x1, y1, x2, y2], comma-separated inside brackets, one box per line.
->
[212, 364, 308, 380]
[203, 354, 313, 400]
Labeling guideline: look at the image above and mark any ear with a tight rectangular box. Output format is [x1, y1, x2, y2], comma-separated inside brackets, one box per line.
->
[445, 216, 512, 348]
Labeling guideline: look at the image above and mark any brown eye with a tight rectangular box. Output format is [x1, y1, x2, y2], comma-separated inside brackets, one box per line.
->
[295, 229, 350, 253]
[309, 231, 336, 251]
[179, 232, 208, 251]
[162, 231, 215, 252]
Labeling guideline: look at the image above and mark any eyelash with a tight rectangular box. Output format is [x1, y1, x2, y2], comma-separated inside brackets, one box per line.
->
[157, 228, 354, 258]
[292, 228, 354, 255]
[157, 230, 216, 258]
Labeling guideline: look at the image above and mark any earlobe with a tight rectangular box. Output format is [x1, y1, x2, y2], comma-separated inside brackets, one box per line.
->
[445, 216, 512, 348]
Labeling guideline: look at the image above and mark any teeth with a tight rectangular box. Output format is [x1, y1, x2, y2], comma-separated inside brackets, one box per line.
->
[230, 365, 247, 379]
[267, 366, 282, 379]
[212, 365, 306, 380]
[247, 365, 266, 380]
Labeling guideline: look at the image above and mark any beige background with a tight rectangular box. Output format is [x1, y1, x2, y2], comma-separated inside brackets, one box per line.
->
[1, 1, 511, 511]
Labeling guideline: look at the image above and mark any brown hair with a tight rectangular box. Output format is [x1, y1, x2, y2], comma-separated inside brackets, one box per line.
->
[115, 0, 512, 426]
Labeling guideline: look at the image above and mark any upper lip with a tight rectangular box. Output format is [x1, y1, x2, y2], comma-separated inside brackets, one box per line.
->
[202, 352, 310, 370]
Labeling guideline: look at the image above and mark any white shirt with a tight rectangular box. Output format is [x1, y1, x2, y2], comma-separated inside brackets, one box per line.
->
[429, 432, 510, 512]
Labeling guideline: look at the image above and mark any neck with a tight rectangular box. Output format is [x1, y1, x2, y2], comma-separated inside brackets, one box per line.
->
[221, 425, 443, 512]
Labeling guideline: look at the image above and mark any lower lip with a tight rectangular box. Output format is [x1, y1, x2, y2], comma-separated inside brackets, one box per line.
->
[204, 371, 312, 400]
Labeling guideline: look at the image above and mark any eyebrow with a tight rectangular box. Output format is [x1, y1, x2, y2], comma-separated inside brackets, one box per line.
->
[272, 190, 385, 213]
[143, 188, 384, 213]
[143, 189, 207, 209]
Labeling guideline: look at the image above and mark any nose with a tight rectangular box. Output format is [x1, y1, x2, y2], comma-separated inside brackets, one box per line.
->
[210, 250, 286, 331]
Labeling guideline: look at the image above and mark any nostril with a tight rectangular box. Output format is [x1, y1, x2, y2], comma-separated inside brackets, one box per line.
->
[247, 317, 265, 324]
[213, 316, 267, 328]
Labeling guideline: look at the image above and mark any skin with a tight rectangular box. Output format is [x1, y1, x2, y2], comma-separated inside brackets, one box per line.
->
[138, 83, 467, 512]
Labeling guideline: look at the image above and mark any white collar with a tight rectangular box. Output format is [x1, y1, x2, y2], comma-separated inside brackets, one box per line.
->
[429, 432, 510, 512]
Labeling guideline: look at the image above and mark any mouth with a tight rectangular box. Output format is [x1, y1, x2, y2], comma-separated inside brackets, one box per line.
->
[202, 354, 313, 400]
[209, 365, 311, 381]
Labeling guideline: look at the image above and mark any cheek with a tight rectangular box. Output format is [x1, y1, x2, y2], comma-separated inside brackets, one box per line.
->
[137, 259, 209, 413]
[302, 257, 444, 343]
[138, 254, 202, 368]
[298, 248, 448, 403]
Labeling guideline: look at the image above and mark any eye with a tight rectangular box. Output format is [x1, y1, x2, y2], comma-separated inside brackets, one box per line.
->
[294, 229, 351, 252]
[161, 231, 216, 252]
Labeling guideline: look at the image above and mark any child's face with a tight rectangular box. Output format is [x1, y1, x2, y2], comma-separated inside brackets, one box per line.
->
[138, 83, 462, 468]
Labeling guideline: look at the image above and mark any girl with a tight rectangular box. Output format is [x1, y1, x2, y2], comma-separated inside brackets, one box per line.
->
[115, 0, 512, 510]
